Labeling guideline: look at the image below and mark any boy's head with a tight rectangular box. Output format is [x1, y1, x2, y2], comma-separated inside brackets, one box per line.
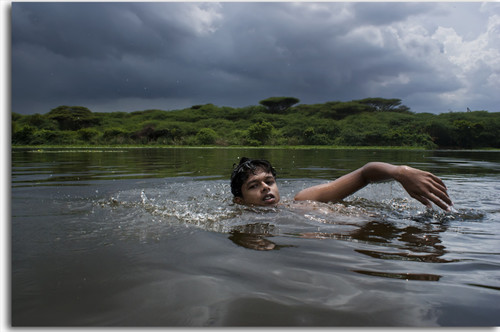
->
[230, 157, 280, 206]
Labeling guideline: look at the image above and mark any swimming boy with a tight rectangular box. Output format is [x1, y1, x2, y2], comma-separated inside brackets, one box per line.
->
[230, 157, 453, 211]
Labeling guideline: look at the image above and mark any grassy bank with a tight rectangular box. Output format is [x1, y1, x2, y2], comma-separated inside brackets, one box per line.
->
[12, 144, 499, 152]
[12, 100, 500, 149]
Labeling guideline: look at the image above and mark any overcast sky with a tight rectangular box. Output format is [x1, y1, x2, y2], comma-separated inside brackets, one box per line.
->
[10, 1, 500, 115]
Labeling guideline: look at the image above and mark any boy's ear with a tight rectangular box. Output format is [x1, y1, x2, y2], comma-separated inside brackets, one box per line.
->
[233, 196, 244, 205]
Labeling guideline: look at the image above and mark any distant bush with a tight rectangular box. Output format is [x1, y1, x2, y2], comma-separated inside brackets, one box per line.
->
[259, 96, 300, 113]
[29, 130, 78, 145]
[102, 127, 129, 144]
[47, 105, 99, 130]
[303, 127, 333, 145]
[77, 128, 100, 142]
[12, 126, 36, 145]
[247, 121, 274, 145]
[196, 128, 218, 145]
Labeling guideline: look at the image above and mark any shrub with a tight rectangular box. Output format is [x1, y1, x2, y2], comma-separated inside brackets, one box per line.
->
[227, 129, 247, 145]
[77, 128, 100, 142]
[30, 130, 78, 145]
[247, 121, 274, 145]
[102, 127, 130, 144]
[47, 105, 99, 130]
[12, 126, 36, 145]
[196, 128, 218, 145]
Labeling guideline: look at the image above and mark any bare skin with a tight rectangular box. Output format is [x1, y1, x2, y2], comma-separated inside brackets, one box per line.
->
[235, 162, 453, 211]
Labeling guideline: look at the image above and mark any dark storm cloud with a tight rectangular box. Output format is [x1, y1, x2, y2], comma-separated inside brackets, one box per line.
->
[12, 2, 201, 102]
[11, 2, 500, 114]
[12, 2, 195, 59]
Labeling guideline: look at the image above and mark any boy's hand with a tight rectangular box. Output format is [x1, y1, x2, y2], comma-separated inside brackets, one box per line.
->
[395, 166, 453, 211]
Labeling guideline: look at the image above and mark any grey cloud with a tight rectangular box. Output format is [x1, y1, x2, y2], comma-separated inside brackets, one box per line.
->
[12, 2, 197, 60]
[11, 2, 500, 114]
[351, 2, 435, 26]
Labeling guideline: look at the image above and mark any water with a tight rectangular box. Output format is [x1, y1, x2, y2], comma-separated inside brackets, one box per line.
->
[11, 148, 500, 326]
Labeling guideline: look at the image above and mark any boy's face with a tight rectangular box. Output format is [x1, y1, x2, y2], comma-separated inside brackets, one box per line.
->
[234, 170, 280, 206]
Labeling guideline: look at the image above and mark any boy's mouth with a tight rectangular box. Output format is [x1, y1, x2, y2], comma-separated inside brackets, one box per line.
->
[262, 193, 276, 203]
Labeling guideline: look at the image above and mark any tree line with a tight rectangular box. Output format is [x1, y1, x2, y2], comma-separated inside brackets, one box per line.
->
[11, 97, 500, 149]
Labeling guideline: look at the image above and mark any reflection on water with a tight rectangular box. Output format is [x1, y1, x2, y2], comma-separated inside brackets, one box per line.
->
[11, 148, 500, 326]
[353, 270, 442, 281]
[96, 181, 465, 272]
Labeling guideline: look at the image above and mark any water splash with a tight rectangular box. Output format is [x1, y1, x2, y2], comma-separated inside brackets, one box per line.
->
[96, 179, 487, 247]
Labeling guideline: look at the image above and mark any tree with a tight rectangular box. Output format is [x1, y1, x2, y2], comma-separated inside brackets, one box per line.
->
[358, 98, 411, 113]
[302, 127, 332, 145]
[259, 97, 300, 113]
[247, 121, 274, 145]
[452, 120, 484, 148]
[328, 101, 372, 119]
[12, 126, 35, 145]
[47, 106, 99, 131]
[196, 128, 218, 145]
[77, 128, 100, 142]
[102, 127, 129, 144]
[26, 113, 56, 129]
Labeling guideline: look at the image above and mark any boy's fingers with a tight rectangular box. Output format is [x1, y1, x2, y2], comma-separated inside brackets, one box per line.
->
[409, 193, 431, 209]
[430, 173, 447, 189]
[434, 189, 452, 206]
[430, 194, 451, 211]
[429, 182, 453, 206]
[411, 190, 451, 211]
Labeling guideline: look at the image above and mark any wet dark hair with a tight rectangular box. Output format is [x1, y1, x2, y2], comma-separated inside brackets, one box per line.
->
[230, 157, 277, 198]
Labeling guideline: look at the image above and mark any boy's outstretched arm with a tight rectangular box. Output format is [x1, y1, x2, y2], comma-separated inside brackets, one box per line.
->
[294, 162, 453, 211]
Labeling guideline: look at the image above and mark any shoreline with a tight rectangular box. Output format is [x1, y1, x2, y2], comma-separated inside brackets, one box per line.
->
[11, 145, 500, 152]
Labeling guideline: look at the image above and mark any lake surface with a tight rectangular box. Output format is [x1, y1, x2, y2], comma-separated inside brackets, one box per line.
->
[11, 147, 500, 326]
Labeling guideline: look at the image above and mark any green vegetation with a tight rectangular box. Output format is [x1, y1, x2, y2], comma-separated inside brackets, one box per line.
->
[11, 98, 500, 149]
[259, 96, 300, 113]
